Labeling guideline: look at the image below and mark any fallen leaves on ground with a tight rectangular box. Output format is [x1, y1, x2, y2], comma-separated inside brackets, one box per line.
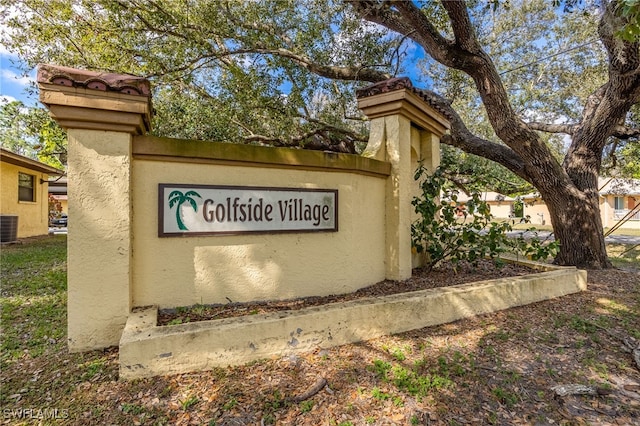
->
[2, 266, 639, 425]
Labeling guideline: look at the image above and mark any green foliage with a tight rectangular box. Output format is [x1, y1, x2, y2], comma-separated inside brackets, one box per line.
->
[0, 100, 66, 168]
[389, 364, 453, 399]
[439, 146, 535, 197]
[262, 389, 286, 424]
[80, 359, 107, 380]
[369, 358, 453, 401]
[617, 0, 640, 42]
[369, 359, 392, 380]
[121, 403, 145, 415]
[222, 396, 238, 410]
[389, 346, 407, 362]
[437, 352, 470, 377]
[492, 386, 519, 408]
[510, 228, 560, 261]
[411, 157, 559, 268]
[371, 387, 391, 401]
[618, 143, 640, 178]
[1, 0, 396, 151]
[421, 0, 606, 139]
[1, 0, 633, 267]
[179, 394, 199, 411]
[299, 400, 313, 413]
[412, 163, 512, 269]
[412, 162, 560, 266]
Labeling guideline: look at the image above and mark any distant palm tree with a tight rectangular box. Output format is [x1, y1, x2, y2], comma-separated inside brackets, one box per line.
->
[168, 190, 201, 230]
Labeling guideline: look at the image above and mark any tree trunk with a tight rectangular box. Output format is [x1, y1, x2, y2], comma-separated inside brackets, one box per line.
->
[541, 185, 612, 269]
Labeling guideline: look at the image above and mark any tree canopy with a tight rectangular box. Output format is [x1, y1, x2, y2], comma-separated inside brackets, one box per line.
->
[0, 100, 66, 168]
[1, 0, 639, 267]
[3, 0, 398, 153]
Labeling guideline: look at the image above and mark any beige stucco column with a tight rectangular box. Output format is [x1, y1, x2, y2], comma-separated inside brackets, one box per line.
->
[357, 78, 450, 280]
[38, 64, 152, 351]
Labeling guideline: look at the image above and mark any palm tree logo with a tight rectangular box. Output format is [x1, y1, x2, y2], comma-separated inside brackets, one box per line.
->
[168, 190, 201, 231]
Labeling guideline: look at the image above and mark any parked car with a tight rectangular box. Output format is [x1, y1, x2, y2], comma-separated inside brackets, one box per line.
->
[50, 214, 67, 227]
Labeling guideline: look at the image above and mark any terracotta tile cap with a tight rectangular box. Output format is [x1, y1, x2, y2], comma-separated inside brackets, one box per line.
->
[37, 64, 150, 96]
[357, 77, 452, 121]
[355, 77, 413, 99]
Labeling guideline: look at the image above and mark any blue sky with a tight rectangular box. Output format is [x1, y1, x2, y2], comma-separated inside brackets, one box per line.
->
[0, 45, 38, 106]
[0, 47, 37, 106]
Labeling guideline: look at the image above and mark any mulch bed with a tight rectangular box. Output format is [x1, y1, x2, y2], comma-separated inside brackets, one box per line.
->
[158, 259, 535, 325]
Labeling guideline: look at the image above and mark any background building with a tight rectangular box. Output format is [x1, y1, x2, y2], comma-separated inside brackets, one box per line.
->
[1, 148, 64, 240]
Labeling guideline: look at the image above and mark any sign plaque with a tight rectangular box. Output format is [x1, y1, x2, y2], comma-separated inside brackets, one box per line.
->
[159, 184, 338, 237]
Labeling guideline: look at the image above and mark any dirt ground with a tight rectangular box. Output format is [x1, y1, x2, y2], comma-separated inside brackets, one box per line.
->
[3, 261, 639, 426]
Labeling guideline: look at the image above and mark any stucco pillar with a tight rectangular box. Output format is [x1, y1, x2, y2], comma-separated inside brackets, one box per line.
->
[357, 78, 450, 280]
[38, 64, 152, 351]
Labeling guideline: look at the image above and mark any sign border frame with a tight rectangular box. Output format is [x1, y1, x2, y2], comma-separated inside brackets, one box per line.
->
[158, 183, 339, 237]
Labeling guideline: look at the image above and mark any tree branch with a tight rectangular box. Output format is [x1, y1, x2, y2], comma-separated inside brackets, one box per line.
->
[250, 47, 391, 82]
[528, 121, 639, 140]
[599, 0, 640, 77]
[346, 1, 415, 39]
[440, 0, 482, 53]
[527, 122, 578, 135]
[612, 126, 640, 139]
[415, 88, 529, 182]
[243, 124, 360, 153]
[391, 1, 466, 69]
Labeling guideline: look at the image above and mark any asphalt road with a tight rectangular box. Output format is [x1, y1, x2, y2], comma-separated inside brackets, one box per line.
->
[506, 230, 640, 245]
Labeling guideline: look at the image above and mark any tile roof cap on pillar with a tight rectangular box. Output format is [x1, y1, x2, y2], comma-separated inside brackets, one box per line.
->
[37, 64, 150, 96]
[357, 77, 450, 136]
[356, 77, 414, 98]
[37, 64, 152, 134]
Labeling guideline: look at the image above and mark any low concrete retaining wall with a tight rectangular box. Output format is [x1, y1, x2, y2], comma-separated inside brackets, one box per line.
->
[119, 263, 587, 379]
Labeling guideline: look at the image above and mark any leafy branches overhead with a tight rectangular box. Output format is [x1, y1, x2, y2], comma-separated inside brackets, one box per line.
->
[3, 1, 636, 156]
[2, 0, 402, 152]
[616, 0, 640, 41]
[0, 101, 66, 168]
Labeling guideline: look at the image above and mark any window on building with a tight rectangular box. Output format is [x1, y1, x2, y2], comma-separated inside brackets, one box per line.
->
[613, 196, 625, 210]
[18, 172, 35, 202]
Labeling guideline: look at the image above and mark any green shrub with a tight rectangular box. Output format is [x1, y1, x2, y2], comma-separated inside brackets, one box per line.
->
[412, 164, 559, 268]
[412, 164, 511, 269]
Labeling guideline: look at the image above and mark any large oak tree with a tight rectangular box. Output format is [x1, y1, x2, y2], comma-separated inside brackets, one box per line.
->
[349, 0, 639, 268]
[2, 0, 638, 268]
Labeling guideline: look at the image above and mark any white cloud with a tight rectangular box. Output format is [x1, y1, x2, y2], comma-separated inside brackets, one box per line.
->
[0, 43, 12, 56]
[1, 68, 33, 87]
[0, 94, 18, 104]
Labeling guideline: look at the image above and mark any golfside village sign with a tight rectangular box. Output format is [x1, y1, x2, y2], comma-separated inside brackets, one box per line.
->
[159, 184, 338, 237]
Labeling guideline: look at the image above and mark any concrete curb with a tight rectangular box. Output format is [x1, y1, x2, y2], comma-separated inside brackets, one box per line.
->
[119, 263, 586, 379]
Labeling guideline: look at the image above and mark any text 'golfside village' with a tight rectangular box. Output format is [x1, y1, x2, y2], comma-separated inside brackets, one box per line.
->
[202, 197, 331, 227]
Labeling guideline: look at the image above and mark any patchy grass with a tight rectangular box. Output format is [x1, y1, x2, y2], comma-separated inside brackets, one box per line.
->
[607, 243, 640, 271]
[1, 236, 67, 362]
[1, 236, 639, 425]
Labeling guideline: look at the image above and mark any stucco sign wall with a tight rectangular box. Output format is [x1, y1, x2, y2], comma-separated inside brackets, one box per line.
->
[159, 184, 338, 236]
